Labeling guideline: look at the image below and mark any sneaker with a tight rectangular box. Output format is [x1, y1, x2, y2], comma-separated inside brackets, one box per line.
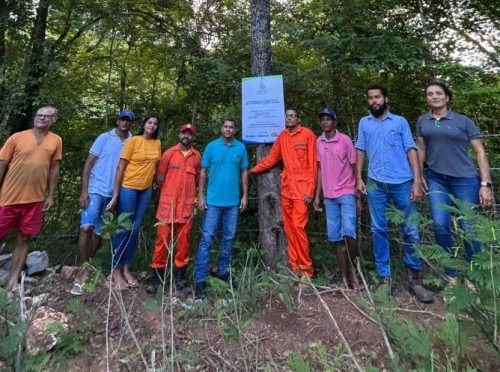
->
[408, 270, 434, 304]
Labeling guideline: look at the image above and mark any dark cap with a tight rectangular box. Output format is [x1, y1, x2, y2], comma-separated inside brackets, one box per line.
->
[180, 123, 196, 134]
[319, 107, 337, 120]
[118, 110, 135, 121]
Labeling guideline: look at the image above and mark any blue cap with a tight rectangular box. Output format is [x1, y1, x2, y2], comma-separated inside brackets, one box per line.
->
[118, 110, 135, 121]
[319, 107, 337, 120]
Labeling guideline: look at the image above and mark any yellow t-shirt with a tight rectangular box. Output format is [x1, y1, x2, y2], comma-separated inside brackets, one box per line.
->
[121, 136, 161, 190]
[0, 130, 63, 206]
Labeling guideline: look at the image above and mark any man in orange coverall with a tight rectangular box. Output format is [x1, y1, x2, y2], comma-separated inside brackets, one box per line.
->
[145, 123, 201, 294]
[251, 108, 317, 278]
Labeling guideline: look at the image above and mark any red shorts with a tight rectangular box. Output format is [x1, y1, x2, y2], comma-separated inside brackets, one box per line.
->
[0, 202, 44, 238]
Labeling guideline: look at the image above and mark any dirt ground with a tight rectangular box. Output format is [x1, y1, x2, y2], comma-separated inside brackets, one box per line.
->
[9, 271, 500, 371]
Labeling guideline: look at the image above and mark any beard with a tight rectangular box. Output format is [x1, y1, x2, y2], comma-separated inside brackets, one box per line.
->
[369, 102, 388, 117]
[180, 138, 191, 146]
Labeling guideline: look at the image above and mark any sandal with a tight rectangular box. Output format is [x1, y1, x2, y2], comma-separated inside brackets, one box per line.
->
[70, 282, 84, 296]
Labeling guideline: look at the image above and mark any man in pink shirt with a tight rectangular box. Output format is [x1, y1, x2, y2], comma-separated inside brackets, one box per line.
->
[313, 108, 360, 288]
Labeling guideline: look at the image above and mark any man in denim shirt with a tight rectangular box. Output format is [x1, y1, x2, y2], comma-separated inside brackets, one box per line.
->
[356, 84, 433, 303]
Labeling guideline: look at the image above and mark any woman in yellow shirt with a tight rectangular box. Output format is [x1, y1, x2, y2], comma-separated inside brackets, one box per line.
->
[107, 115, 161, 288]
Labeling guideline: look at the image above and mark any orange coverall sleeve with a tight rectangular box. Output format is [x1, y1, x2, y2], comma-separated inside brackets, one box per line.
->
[306, 132, 318, 197]
[156, 149, 172, 187]
[251, 135, 283, 174]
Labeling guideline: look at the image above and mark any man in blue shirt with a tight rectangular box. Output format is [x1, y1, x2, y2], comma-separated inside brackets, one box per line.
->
[194, 118, 249, 300]
[356, 84, 433, 303]
[70, 110, 133, 295]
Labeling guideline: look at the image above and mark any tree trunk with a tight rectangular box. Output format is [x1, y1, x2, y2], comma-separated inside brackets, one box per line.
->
[251, 0, 287, 269]
[0, 0, 8, 104]
[10, 0, 50, 134]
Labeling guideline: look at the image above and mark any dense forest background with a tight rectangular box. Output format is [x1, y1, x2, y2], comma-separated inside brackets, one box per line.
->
[0, 0, 499, 267]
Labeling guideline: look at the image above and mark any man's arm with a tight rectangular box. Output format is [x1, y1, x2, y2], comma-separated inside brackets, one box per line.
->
[43, 160, 61, 211]
[240, 168, 249, 211]
[156, 150, 170, 189]
[197, 168, 208, 212]
[0, 160, 8, 186]
[79, 154, 98, 208]
[251, 137, 282, 174]
[356, 150, 367, 195]
[313, 162, 322, 211]
[304, 133, 317, 204]
[407, 148, 422, 202]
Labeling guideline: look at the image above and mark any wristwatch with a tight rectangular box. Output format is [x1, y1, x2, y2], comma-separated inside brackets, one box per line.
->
[480, 181, 492, 188]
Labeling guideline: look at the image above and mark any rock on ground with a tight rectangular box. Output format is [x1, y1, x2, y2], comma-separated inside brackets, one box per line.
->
[25, 306, 68, 354]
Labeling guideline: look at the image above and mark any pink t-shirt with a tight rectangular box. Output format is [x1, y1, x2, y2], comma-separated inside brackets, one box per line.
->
[316, 131, 356, 199]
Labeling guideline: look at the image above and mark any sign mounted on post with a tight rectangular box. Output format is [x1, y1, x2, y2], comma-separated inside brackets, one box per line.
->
[242, 75, 285, 144]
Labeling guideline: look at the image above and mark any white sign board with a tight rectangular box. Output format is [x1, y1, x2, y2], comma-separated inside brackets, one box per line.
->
[242, 75, 285, 143]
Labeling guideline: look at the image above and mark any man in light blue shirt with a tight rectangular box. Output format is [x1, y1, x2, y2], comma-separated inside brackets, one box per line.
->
[356, 84, 433, 303]
[70, 110, 133, 295]
[194, 118, 249, 300]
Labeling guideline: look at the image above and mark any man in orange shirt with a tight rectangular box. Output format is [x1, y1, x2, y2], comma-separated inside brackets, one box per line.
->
[251, 108, 317, 278]
[146, 123, 201, 294]
[0, 106, 62, 291]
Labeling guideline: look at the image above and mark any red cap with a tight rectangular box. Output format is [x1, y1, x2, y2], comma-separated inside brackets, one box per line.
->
[179, 123, 196, 133]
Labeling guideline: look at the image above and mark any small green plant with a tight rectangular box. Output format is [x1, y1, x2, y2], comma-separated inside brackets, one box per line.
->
[287, 352, 311, 372]
[0, 288, 26, 368]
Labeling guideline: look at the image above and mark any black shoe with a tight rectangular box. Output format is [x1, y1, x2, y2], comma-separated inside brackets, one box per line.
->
[218, 272, 237, 289]
[408, 269, 434, 303]
[377, 276, 392, 296]
[145, 268, 164, 294]
[195, 282, 206, 300]
[174, 266, 191, 295]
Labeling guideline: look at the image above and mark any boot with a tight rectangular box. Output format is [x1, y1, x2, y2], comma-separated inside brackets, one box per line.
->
[218, 272, 238, 289]
[174, 266, 191, 295]
[195, 282, 206, 301]
[408, 269, 434, 303]
[335, 244, 352, 289]
[377, 276, 392, 296]
[145, 268, 164, 294]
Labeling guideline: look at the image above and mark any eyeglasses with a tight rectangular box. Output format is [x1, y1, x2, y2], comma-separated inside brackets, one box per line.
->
[286, 114, 299, 119]
[433, 119, 440, 128]
[35, 114, 55, 118]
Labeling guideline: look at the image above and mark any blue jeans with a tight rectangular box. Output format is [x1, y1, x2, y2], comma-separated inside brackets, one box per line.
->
[426, 169, 480, 277]
[80, 193, 111, 235]
[194, 205, 239, 284]
[324, 194, 357, 242]
[112, 186, 152, 269]
[367, 178, 421, 277]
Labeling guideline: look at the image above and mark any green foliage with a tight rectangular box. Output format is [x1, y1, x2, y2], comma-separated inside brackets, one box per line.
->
[0, 288, 26, 366]
[287, 352, 311, 372]
[361, 293, 434, 370]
